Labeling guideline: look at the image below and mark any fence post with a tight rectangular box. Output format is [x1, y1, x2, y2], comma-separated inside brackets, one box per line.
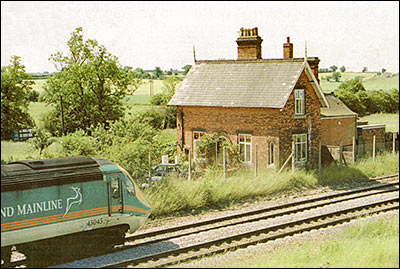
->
[292, 142, 295, 174]
[339, 140, 343, 168]
[188, 150, 192, 183]
[373, 135, 376, 161]
[352, 136, 356, 164]
[254, 145, 258, 178]
[318, 140, 321, 173]
[223, 146, 226, 180]
[393, 132, 397, 156]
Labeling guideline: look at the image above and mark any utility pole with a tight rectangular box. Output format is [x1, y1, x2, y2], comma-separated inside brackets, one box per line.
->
[60, 94, 65, 135]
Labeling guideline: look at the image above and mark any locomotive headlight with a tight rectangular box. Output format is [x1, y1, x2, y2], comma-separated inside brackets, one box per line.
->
[130, 212, 134, 216]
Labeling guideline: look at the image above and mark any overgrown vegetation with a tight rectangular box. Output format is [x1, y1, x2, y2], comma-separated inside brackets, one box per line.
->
[144, 153, 399, 219]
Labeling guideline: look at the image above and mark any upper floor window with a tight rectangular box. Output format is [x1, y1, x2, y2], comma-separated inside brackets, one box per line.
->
[238, 134, 252, 163]
[295, 89, 305, 115]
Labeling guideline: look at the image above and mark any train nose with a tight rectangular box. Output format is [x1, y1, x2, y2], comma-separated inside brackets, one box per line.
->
[135, 184, 152, 214]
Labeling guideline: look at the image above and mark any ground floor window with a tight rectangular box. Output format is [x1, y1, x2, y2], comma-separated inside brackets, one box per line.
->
[293, 134, 307, 163]
[268, 142, 274, 165]
[239, 134, 252, 163]
[193, 131, 205, 160]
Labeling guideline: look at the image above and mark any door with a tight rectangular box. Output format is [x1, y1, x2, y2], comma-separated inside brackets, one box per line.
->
[108, 174, 124, 215]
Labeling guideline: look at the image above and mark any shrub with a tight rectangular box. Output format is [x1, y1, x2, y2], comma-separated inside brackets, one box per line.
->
[58, 129, 97, 156]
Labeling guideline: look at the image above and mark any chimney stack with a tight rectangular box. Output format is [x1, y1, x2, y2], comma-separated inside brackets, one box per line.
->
[283, 36, 293, 59]
[236, 27, 263, 60]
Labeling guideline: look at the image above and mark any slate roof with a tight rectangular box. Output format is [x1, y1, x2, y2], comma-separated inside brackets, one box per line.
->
[321, 93, 357, 117]
[169, 59, 328, 108]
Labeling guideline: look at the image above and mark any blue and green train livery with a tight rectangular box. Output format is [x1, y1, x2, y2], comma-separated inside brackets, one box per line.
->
[1, 156, 151, 264]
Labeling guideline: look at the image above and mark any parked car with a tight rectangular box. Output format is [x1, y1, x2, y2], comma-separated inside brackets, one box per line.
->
[141, 164, 187, 188]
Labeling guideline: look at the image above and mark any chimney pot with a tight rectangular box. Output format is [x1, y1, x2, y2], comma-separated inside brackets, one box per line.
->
[236, 27, 263, 59]
[283, 36, 293, 59]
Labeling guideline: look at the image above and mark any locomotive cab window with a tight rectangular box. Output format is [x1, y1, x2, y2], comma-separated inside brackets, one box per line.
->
[111, 177, 120, 198]
[124, 176, 135, 196]
[118, 165, 136, 196]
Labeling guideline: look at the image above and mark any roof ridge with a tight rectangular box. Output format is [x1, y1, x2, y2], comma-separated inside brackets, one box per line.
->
[196, 58, 307, 64]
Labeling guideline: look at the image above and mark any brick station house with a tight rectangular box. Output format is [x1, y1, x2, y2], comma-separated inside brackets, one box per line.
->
[168, 27, 360, 170]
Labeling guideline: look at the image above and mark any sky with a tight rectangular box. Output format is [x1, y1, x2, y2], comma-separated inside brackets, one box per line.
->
[1, 1, 399, 73]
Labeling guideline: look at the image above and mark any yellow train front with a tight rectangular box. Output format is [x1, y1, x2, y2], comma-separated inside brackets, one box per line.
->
[1, 156, 151, 265]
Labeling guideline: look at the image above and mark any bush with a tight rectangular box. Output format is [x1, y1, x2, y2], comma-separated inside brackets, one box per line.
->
[58, 129, 97, 156]
[25, 90, 40, 102]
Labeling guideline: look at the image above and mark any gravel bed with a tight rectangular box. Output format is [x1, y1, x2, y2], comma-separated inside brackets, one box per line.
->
[134, 179, 396, 235]
[162, 191, 398, 248]
[172, 210, 399, 268]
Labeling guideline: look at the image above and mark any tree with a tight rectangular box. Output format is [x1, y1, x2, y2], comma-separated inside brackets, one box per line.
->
[29, 128, 54, 156]
[362, 67, 368, 73]
[1, 56, 35, 139]
[334, 79, 370, 116]
[332, 72, 341, 82]
[153, 66, 163, 79]
[381, 68, 386, 74]
[150, 75, 180, 106]
[42, 27, 141, 135]
[25, 89, 40, 102]
[330, 65, 338, 72]
[182, 64, 192, 75]
[340, 66, 346, 73]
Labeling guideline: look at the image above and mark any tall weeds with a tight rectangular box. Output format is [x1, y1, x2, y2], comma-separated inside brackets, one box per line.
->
[144, 153, 398, 218]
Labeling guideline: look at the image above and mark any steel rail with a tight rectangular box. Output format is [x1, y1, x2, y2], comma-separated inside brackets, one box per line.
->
[129, 176, 398, 242]
[109, 197, 399, 268]
[124, 185, 398, 249]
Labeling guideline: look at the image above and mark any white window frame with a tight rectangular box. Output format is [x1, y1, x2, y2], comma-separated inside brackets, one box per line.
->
[238, 134, 252, 164]
[268, 142, 274, 165]
[295, 89, 305, 115]
[193, 131, 205, 160]
[293, 134, 307, 163]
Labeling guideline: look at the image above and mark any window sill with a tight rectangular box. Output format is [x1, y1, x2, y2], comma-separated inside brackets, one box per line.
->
[294, 115, 306, 119]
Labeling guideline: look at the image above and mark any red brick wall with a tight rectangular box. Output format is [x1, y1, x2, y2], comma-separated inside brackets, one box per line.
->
[176, 70, 322, 169]
[357, 126, 386, 155]
[320, 117, 356, 146]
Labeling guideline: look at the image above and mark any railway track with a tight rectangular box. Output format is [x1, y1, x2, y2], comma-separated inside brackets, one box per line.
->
[6, 174, 399, 268]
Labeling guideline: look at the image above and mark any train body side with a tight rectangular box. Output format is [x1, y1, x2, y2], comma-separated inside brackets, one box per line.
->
[1, 156, 151, 248]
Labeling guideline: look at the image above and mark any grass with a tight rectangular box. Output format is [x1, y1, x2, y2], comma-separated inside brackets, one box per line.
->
[222, 214, 398, 268]
[144, 153, 399, 218]
[319, 72, 399, 92]
[30, 79, 48, 93]
[29, 102, 54, 126]
[1, 140, 38, 162]
[1, 140, 62, 163]
[359, 113, 399, 132]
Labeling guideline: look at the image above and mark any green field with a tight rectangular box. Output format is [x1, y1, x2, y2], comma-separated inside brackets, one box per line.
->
[319, 72, 399, 92]
[30, 79, 48, 93]
[360, 113, 399, 132]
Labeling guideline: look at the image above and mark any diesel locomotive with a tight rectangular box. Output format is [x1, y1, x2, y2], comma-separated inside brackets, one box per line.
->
[1, 156, 151, 265]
